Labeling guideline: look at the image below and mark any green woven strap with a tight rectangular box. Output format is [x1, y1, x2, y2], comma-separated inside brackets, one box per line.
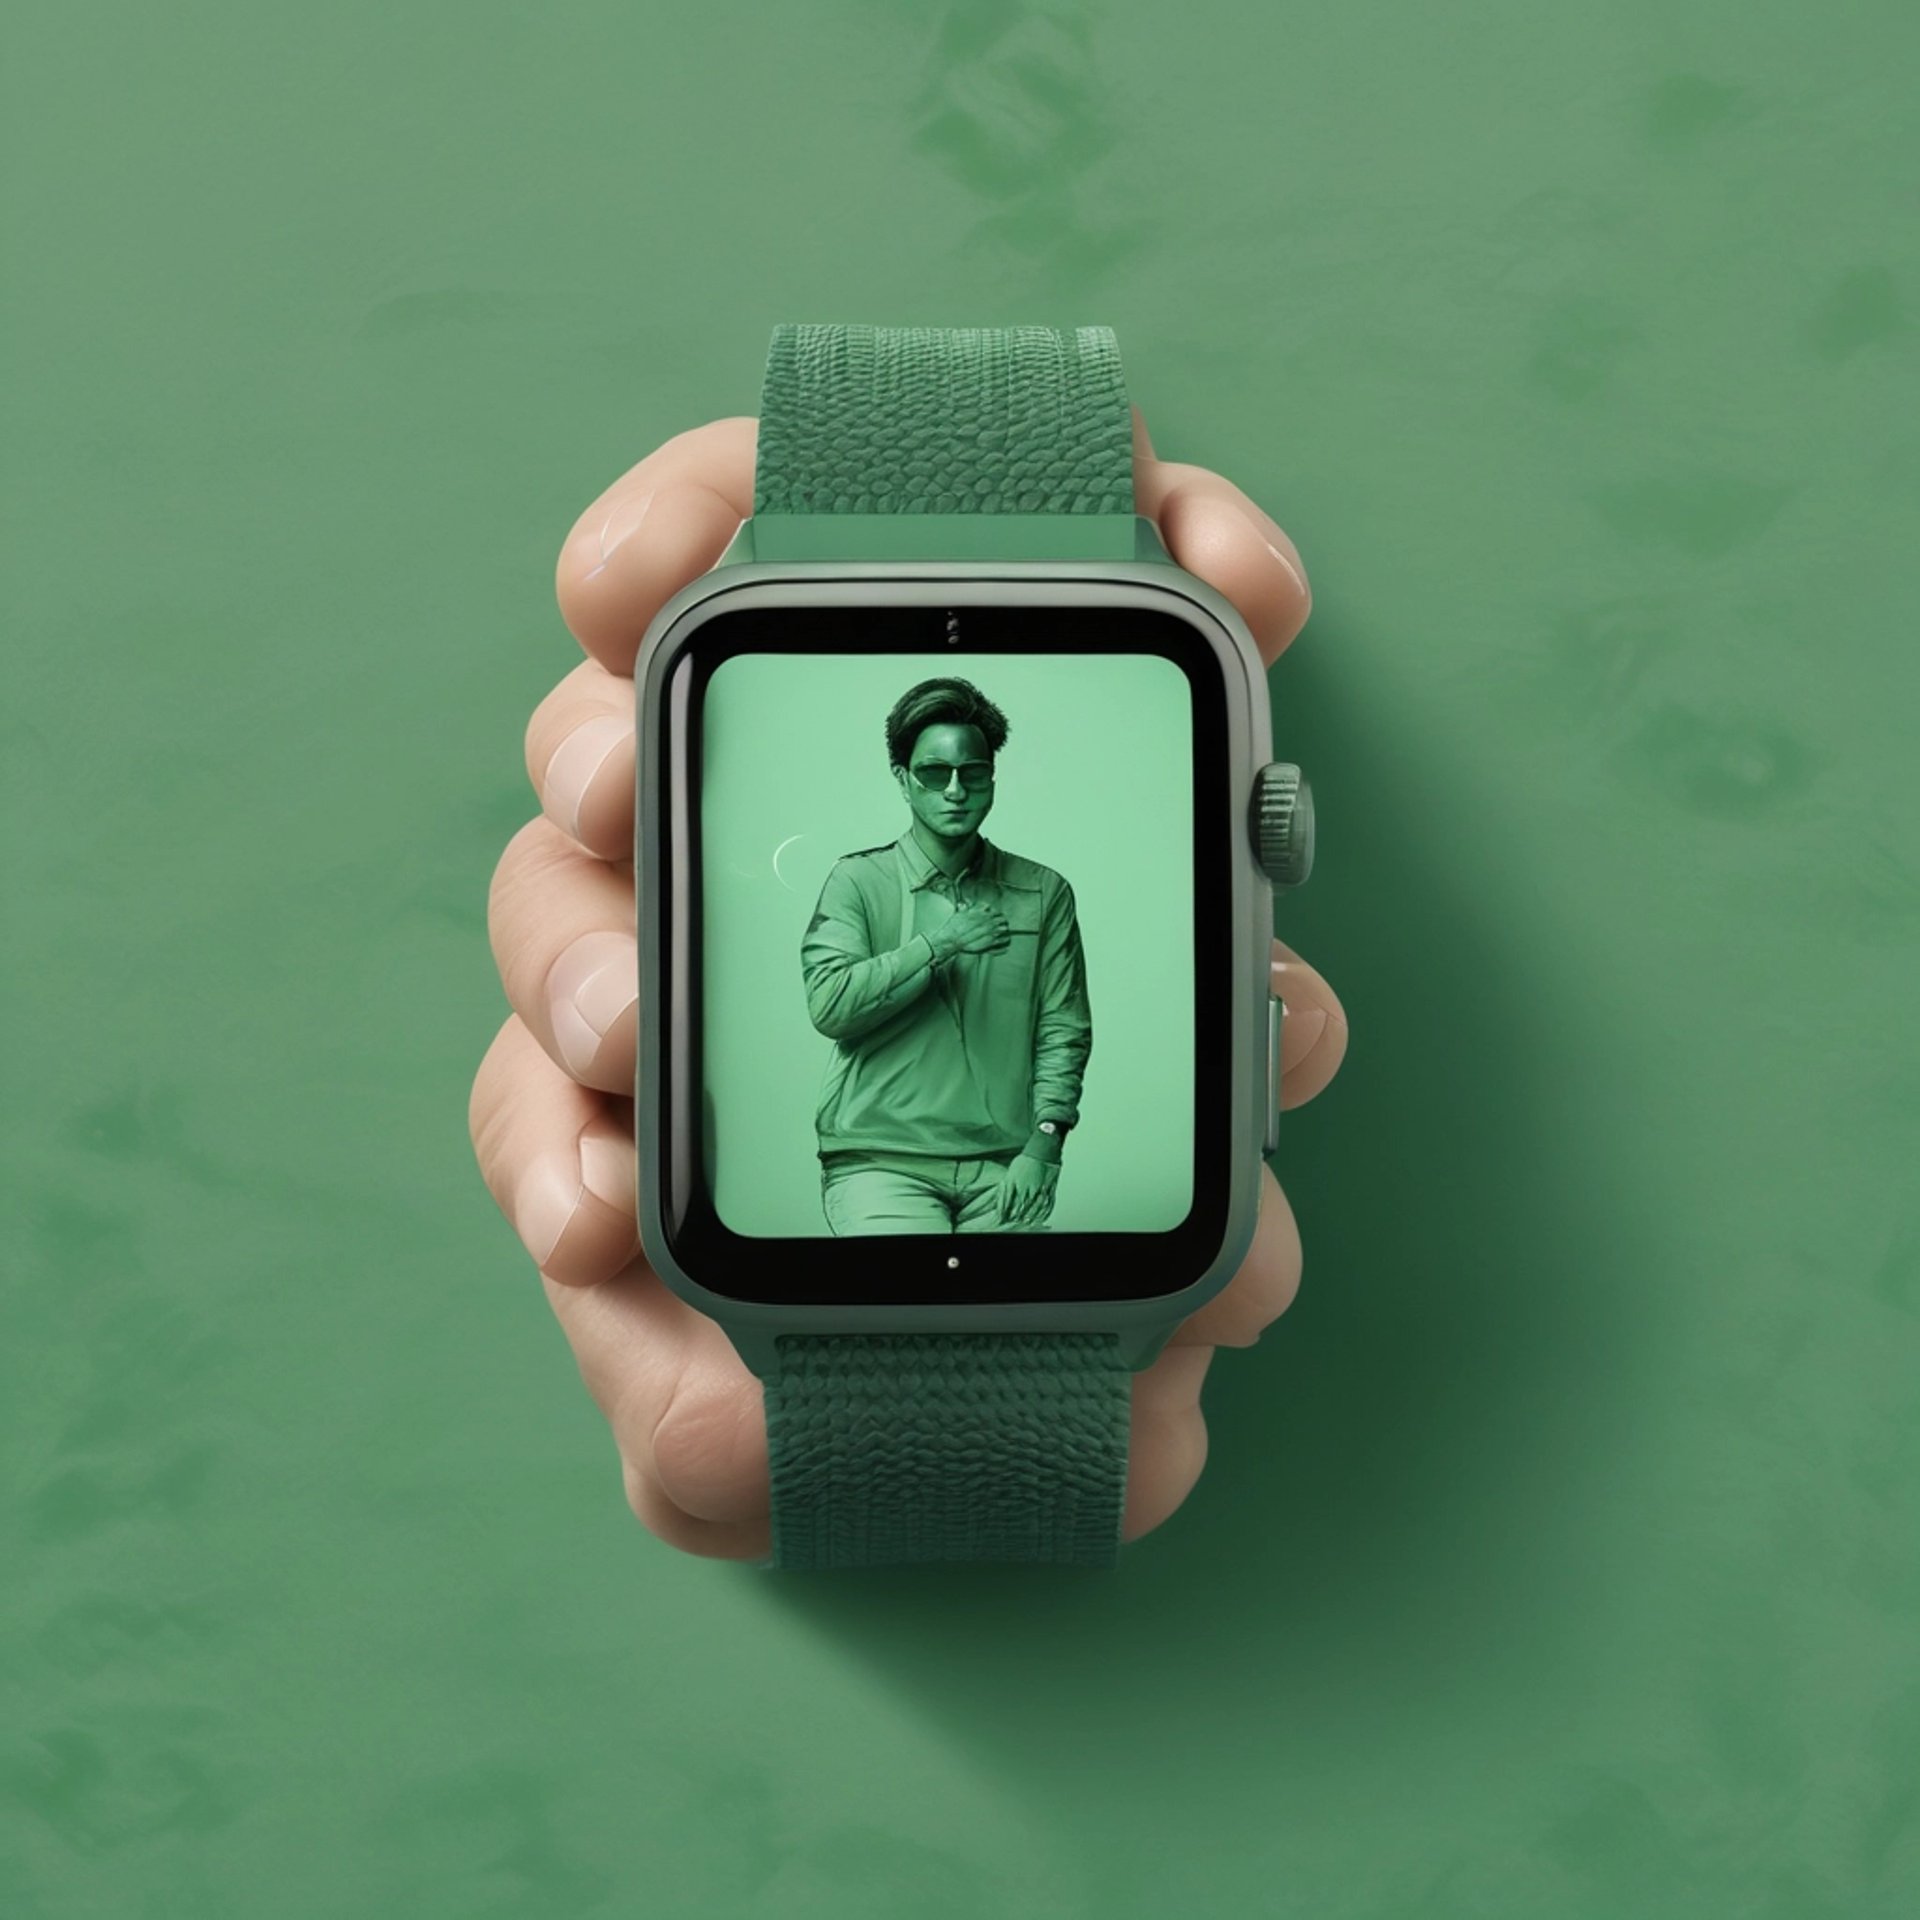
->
[765, 1333, 1132, 1569]
[752, 324, 1136, 1568]
[754, 324, 1134, 516]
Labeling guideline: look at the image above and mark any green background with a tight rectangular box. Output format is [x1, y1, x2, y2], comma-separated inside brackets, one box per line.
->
[3, 1, 1916, 1915]
[703, 649, 1192, 1235]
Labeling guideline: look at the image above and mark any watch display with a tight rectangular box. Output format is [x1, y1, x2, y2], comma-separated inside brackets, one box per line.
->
[648, 596, 1243, 1307]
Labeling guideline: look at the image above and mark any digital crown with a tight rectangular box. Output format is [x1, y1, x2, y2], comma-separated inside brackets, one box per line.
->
[1252, 762, 1315, 891]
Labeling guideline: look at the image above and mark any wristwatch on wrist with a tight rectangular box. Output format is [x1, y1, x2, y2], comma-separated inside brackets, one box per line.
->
[633, 324, 1315, 1569]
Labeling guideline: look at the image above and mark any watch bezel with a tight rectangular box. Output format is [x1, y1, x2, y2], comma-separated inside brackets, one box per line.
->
[633, 554, 1274, 1375]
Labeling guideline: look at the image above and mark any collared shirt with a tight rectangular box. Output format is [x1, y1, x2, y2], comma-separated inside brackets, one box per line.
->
[800, 829, 1093, 1158]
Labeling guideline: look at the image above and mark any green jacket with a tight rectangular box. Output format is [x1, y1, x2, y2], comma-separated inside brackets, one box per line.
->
[800, 830, 1093, 1158]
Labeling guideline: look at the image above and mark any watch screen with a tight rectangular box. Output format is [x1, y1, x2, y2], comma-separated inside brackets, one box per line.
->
[654, 598, 1238, 1306]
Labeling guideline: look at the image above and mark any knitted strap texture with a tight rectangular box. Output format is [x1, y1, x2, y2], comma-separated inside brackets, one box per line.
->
[754, 326, 1134, 1568]
[754, 324, 1134, 516]
[765, 1333, 1132, 1569]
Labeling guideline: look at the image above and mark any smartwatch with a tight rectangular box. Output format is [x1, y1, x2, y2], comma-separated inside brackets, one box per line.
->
[633, 324, 1315, 1569]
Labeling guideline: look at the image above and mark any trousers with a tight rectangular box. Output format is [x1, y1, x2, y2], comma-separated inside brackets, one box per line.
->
[818, 1149, 1048, 1235]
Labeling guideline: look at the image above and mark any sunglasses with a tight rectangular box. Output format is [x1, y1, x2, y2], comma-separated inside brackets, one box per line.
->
[910, 760, 995, 794]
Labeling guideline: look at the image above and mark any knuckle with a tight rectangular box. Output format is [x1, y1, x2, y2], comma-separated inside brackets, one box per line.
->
[621, 1456, 658, 1528]
[488, 816, 544, 918]
[466, 1017, 524, 1188]
[621, 1453, 764, 1561]
[487, 815, 578, 974]
[650, 1376, 767, 1518]
[1120, 1404, 1210, 1544]
[522, 661, 612, 790]
[492, 812, 567, 893]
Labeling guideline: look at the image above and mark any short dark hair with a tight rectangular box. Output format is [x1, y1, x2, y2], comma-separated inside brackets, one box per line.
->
[885, 677, 1010, 770]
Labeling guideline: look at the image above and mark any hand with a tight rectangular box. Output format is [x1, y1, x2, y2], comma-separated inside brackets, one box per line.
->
[996, 1152, 1059, 1228]
[932, 903, 1010, 960]
[469, 410, 1350, 1560]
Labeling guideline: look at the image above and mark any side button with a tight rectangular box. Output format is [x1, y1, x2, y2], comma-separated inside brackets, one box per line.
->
[1265, 994, 1283, 1156]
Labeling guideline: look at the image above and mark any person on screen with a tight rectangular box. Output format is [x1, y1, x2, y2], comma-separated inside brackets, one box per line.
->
[799, 676, 1093, 1234]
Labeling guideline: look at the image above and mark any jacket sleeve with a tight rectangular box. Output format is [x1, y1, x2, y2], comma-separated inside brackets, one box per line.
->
[801, 859, 938, 1042]
[1030, 878, 1093, 1127]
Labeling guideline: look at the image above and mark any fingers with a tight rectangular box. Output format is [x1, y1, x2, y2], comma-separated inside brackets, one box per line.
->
[995, 1165, 1023, 1227]
[1170, 1162, 1302, 1349]
[527, 658, 637, 863]
[1006, 1173, 1044, 1229]
[1121, 1344, 1214, 1542]
[1122, 1160, 1311, 1541]
[549, 409, 1310, 688]
[1131, 402, 1156, 464]
[621, 1456, 770, 1563]
[488, 815, 637, 1095]
[467, 1014, 640, 1289]
[535, 403, 1310, 877]
[1271, 936, 1349, 1110]
[556, 1255, 1227, 1559]
[554, 417, 758, 677]
[546, 1263, 773, 1561]
[512, 395, 1323, 1567]
[562, 1275, 1221, 1560]
[469, 1005, 1253, 1559]
[471, 1016, 772, 1556]
[1136, 436, 1312, 669]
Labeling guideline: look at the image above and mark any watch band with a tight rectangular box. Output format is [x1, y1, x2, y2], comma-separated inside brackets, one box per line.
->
[764, 1333, 1131, 1569]
[753, 323, 1138, 1570]
[754, 323, 1134, 516]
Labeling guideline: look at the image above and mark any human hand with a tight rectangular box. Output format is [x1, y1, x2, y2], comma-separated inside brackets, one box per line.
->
[932, 903, 1011, 960]
[469, 410, 1350, 1559]
[996, 1152, 1059, 1228]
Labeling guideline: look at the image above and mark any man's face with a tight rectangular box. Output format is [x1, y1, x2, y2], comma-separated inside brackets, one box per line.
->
[896, 721, 996, 844]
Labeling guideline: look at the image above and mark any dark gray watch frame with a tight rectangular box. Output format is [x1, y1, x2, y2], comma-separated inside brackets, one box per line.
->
[633, 551, 1277, 1380]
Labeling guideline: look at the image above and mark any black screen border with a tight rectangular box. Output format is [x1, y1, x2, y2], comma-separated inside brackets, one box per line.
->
[656, 602, 1237, 1307]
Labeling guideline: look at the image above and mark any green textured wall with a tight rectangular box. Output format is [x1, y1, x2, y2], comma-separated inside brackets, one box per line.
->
[4, 2, 1915, 1915]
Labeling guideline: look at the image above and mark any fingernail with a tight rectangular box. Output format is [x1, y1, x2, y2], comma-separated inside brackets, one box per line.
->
[1240, 504, 1311, 614]
[578, 1123, 633, 1212]
[546, 932, 638, 1081]
[581, 490, 655, 584]
[542, 714, 631, 842]
[1279, 1004, 1329, 1073]
[514, 1154, 583, 1267]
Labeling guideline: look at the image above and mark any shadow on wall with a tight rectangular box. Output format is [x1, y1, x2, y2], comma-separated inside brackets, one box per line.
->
[732, 608, 1663, 1797]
